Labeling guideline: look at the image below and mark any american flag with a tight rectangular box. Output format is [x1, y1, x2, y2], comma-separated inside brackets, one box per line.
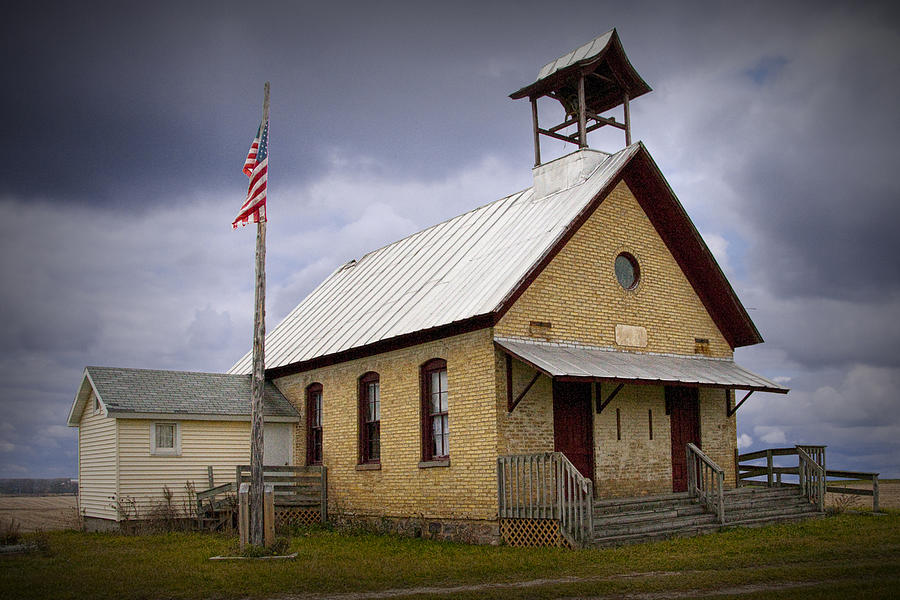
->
[233, 120, 268, 228]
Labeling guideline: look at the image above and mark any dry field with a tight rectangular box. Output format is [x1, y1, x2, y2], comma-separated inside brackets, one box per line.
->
[825, 479, 899, 511]
[0, 495, 79, 531]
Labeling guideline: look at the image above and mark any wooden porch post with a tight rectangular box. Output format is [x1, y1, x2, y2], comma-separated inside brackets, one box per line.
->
[623, 92, 631, 146]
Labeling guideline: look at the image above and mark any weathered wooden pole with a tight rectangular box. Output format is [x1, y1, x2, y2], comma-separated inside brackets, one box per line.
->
[577, 73, 587, 148]
[249, 81, 270, 547]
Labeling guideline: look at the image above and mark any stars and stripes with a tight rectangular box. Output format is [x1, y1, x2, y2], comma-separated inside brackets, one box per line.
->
[233, 120, 268, 228]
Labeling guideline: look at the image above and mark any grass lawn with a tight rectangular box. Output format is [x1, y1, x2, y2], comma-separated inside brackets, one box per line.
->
[1, 512, 899, 599]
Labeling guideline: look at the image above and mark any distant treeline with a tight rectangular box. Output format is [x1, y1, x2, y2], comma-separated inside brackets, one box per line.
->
[0, 478, 77, 495]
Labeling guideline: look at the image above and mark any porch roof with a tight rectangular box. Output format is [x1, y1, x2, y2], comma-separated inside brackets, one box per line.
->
[495, 337, 788, 394]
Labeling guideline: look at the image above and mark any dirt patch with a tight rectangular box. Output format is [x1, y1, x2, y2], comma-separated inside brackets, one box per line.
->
[825, 480, 899, 511]
[0, 495, 79, 532]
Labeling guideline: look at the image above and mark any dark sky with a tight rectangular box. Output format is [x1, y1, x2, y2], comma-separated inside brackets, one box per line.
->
[2, 0, 899, 479]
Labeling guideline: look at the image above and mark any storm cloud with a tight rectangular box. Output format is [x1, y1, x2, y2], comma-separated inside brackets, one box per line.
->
[1, 0, 898, 478]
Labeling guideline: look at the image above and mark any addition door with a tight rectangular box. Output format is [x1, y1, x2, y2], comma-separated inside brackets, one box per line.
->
[667, 386, 701, 492]
[553, 381, 594, 480]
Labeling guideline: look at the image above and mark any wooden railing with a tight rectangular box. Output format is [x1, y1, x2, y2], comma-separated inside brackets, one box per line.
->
[737, 445, 880, 512]
[196, 482, 234, 517]
[797, 447, 825, 512]
[235, 465, 327, 522]
[497, 452, 593, 547]
[686, 443, 725, 524]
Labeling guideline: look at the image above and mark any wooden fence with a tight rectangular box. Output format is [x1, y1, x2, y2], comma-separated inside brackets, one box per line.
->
[497, 452, 593, 547]
[235, 465, 327, 522]
[737, 446, 879, 511]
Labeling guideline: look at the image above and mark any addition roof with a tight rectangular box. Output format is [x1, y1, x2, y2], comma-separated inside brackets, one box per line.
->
[230, 142, 763, 378]
[495, 337, 787, 394]
[67, 366, 299, 426]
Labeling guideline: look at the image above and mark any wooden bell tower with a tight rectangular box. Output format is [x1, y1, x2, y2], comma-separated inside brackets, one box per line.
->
[510, 29, 651, 166]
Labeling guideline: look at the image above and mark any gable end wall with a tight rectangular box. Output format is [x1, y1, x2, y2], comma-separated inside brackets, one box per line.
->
[495, 179, 738, 496]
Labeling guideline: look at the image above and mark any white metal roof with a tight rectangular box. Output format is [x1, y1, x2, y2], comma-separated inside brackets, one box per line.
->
[536, 30, 615, 82]
[229, 145, 640, 374]
[495, 337, 788, 393]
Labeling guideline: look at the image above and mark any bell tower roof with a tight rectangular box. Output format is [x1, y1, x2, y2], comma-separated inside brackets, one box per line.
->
[510, 29, 651, 166]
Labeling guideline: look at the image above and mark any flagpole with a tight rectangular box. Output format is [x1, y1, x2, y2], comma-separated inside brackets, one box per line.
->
[249, 81, 269, 547]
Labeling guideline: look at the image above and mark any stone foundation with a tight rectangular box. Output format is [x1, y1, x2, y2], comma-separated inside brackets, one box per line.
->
[82, 516, 120, 532]
[330, 513, 500, 545]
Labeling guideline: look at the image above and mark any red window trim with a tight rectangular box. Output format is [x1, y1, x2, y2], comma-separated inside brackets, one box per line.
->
[420, 358, 449, 462]
[306, 383, 323, 466]
[358, 371, 381, 464]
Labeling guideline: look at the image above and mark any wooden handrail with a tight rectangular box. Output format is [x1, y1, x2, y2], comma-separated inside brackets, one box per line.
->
[686, 443, 725, 524]
[497, 452, 593, 547]
[797, 447, 825, 512]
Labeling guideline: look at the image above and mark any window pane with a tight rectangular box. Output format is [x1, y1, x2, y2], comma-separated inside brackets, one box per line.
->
[439, 369, 447, 393]
[156, 424, 174, 449]
[439, 389, 448, 413]
[313, 392, 322, 427]
[367, 382, 380, 422]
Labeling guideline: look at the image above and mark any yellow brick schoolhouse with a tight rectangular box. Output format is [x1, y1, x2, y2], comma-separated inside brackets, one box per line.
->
[73, 29, 802, 544]
[229, 29, 788, 546]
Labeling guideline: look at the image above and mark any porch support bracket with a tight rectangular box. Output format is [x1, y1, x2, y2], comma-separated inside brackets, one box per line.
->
[596, 382, 624, 414]
[506, 354, 541, 413]
[727, 389, 754, 417]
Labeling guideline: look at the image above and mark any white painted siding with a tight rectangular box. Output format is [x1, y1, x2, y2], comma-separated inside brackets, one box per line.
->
[78, 392, 118, 520]
[117, 419, 254, 515]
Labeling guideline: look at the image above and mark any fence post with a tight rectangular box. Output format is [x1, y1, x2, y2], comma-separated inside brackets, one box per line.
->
[264, 483, 275, 548]
[766, 450, 773, 487]
[319, 466, 328, 523]
[717, 470, 725, 524]
[873, 475, 879, 513]
[238, 482, 250, 550]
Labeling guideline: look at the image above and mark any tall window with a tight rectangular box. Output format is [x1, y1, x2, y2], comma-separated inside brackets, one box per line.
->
[306, 383, 323, 466]
[421, 359, 448, 461]
[358, 372, 380, 464]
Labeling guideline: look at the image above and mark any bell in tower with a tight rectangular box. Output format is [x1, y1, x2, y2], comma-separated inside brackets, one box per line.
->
[510, 29, 651, 166]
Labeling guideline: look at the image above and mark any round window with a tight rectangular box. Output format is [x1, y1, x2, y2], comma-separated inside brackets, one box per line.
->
[614, 253, 640, 290]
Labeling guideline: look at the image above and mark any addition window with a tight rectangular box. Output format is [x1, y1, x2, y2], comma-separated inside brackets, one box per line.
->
[358, 372, 380, 464]
[421, 359, 449, 462]
[306, 383, 323, 466]
[150, 422, 180, 456]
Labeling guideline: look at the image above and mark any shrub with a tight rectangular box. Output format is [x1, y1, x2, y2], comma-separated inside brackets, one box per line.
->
[1, 516, 21, 545]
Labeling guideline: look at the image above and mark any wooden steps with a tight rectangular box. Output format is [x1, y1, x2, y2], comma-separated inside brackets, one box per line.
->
[591, 486, 822, 547]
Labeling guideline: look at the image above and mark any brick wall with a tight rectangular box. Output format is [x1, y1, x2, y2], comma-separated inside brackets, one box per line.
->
[496, 179, 739, 497]
[495, 180, 732, 358]
[275, 328, 498, 522]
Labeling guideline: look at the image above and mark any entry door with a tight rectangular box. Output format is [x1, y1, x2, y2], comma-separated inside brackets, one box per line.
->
[263, 423, 293, 466]
[668, 386, 700, 492]
[553, 381, 594, 479]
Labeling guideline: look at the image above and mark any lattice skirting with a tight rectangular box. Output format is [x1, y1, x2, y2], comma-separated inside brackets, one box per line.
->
[500, 518, 568, 548]
[275, 507, 321, 528]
